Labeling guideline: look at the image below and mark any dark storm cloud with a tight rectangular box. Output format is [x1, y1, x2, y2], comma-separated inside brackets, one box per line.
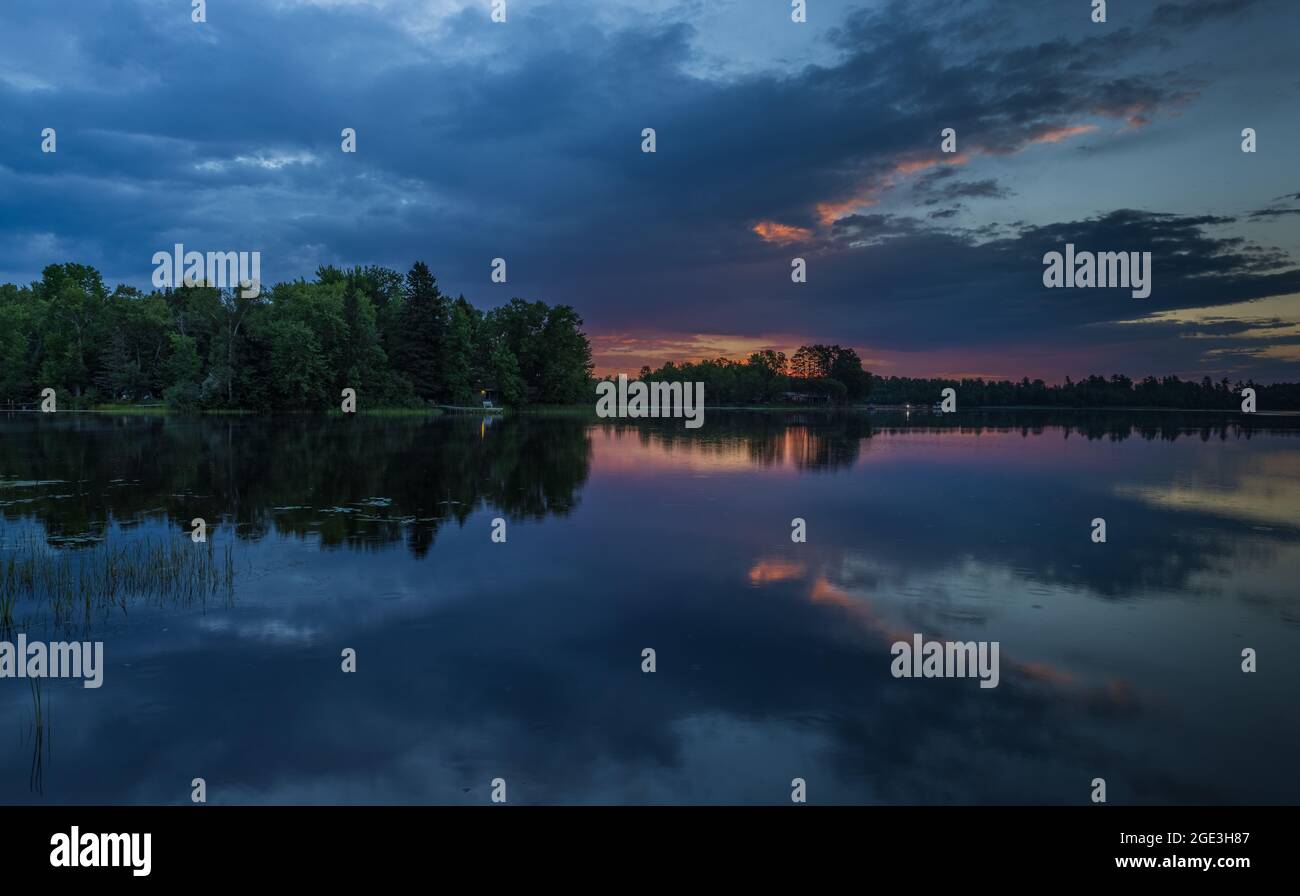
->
[0, 0, 1297, 378]
[1150, 0, 1253, 28]
[1248, 193, 1300, 219]
[914, 176, 1013, 205]
[829, 213, 928, 245]
[0, 0, 1217, 273]
[1249, 208, 1300, 219]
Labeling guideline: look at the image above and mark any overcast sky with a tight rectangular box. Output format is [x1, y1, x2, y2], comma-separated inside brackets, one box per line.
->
[2, 0, 1299, 380]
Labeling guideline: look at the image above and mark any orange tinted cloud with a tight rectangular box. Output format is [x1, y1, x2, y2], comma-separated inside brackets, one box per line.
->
[1093, 99, 1157, 129]
[752, 220, 813, 244]
[816, 194, 879, 226]
[773, 121, 1105, 233]
[1027, 123, 1097, 145]
[892, 152, 970, 175]
[814, 153, 969, 226]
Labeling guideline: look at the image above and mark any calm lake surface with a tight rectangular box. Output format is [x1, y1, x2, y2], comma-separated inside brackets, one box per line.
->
[1, 410, 1297, 804]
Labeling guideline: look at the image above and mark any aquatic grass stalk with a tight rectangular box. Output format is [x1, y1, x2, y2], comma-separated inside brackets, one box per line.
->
[28, 676, 47, 794]
[0, 532, 236, 628]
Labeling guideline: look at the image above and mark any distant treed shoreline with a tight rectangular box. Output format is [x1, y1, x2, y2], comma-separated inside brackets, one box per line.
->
[2, 262, 1297, 412]
[865, 372, 1298, 410]
[628, 353, 1300, 411]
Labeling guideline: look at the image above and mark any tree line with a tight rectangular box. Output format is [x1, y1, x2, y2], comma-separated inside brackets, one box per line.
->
[630, 354, 1300, 409]
[4, 263, 1297, 411]
[632, 345, 873, 404]
[0, 262, 593, 411]
[870, 373, 1300, 410]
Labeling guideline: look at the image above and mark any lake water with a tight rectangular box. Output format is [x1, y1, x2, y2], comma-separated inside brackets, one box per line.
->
[1, 410, 1297, 804]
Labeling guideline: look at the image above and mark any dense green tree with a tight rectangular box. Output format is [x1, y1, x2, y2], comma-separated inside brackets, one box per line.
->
[265, 318, 328, 409]
[162, 333, 204, 411]
[444, 299, 477, 405]
[0, 290, 32, 403]
[166, 333, 202, 384]
[538, 305, 594, 402]
[633, 344, 868, 406]
[487, 299, 548, 398]
[95, 331, 138, 399]
[391, 262, 448, 401]
[487, 299, 593, 403]
[828, 346, 871, 401]
[34, 263, 111, 397]
[490, 340, 526, 407]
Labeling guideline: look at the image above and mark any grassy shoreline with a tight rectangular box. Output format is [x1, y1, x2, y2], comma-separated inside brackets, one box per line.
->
[79, 404, 445, 417]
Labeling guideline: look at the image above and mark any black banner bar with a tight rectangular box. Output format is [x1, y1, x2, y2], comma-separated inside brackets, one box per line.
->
[1, 805, 1286, 883]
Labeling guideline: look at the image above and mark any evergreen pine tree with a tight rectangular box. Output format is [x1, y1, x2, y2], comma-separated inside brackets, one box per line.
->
[391, 262, 448, 401]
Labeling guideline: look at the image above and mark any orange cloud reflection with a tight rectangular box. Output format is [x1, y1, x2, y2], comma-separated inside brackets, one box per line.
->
[748, 558, 807, 585]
